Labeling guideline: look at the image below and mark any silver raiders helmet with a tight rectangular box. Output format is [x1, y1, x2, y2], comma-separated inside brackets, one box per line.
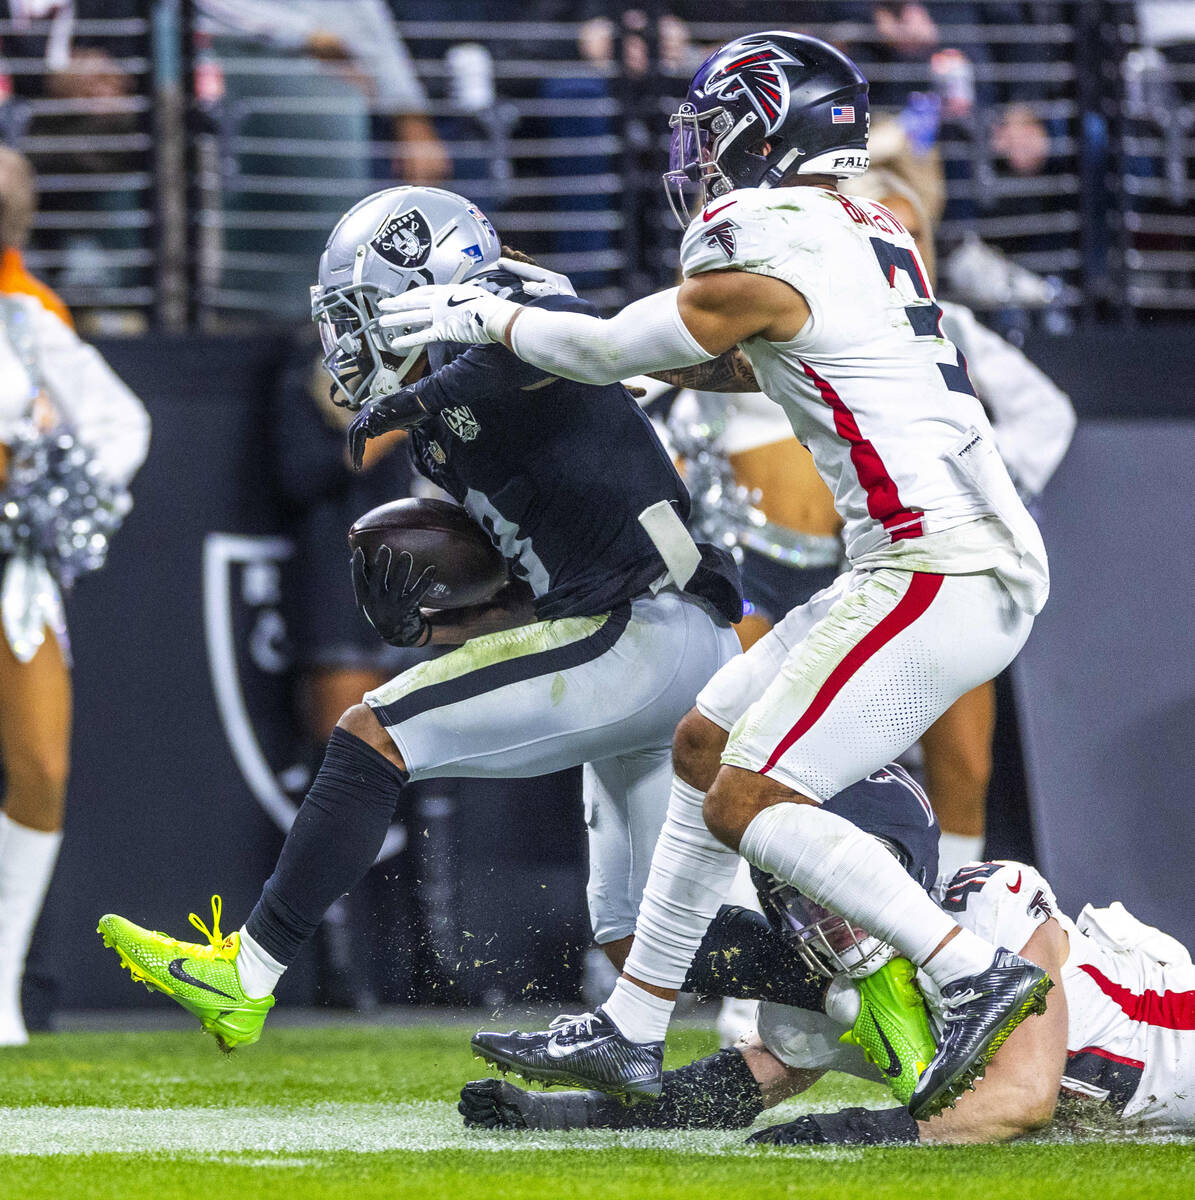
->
[311, 186, 501, 409]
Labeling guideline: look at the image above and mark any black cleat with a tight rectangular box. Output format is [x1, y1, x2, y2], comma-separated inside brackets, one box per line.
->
[470, 1008, 664, 1102]
[909, 947, 1053, 1120]
[459, 1078, 632, 1130]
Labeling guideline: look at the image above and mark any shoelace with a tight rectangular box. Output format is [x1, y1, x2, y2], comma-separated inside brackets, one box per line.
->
[940, 987, 984, 1021]
[548, 1012, 598, 1043]
[184, 895, 236, 960]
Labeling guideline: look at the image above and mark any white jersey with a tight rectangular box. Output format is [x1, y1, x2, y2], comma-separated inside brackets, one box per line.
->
[679, 187, 1049, 613]
[938, 861, 1195, 1131]
[938, 301, 1075, 500]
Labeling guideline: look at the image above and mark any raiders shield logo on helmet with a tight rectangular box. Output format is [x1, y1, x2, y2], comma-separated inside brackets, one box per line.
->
[371, 208, 432, 269]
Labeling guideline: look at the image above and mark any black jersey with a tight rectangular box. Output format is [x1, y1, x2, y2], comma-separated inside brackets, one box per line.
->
[403, 291, 740, 622]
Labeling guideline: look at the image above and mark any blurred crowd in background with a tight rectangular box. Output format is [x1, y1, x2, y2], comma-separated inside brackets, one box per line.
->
[0, 1, 1191, 337]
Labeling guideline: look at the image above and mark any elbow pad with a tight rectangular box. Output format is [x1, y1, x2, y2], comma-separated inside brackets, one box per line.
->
[510, 287, 714, 385]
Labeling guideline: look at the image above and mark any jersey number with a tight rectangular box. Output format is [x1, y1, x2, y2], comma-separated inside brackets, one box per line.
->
[868, 237, 976, 398]
[940, 861, 1003, 912]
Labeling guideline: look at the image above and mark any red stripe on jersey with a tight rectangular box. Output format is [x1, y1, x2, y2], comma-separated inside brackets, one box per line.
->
[1079, 963, 1195, 1030]
[800, 360, 924, 540]
[760, 572, 944, 775]
[1067, 1044, 1145, 1070]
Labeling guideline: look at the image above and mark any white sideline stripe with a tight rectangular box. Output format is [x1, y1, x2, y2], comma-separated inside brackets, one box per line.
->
[0, 1101, 860, 1158]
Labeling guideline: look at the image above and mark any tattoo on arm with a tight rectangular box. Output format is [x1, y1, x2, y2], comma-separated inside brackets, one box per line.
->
[648, 349, 759, 393]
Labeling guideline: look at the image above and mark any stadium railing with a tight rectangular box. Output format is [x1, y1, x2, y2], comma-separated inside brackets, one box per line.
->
[0, 12, 158, 331]
[0, 4, 1191, 330]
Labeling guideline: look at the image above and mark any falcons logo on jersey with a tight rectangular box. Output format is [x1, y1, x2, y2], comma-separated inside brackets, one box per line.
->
[701, 218, 739, 259]
[703, 43, 799, 136]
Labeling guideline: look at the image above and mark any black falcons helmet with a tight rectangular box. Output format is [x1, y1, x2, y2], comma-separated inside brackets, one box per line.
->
[664, 30, 870, 225]
[750, 763, 940, 979]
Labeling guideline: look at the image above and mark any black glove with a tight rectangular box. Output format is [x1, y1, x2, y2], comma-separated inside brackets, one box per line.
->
[350, 545, 435, 647]
[459, 1078, 631, 1131]
[747, 1106, 920, 1146]
[346, 388, 432, 470]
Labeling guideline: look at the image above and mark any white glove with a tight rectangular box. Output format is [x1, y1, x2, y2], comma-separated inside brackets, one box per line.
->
[496, 255, 576, 298]
[378, 283, 522, 352]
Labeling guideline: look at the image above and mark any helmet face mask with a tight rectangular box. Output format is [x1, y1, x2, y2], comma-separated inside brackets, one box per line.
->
[311, 186, 502, 409]
[752, 836, 907, 981]
[664, 103, 740, 226]
[313, 281, 390, 409]
[661, 31, 871, 228]
[758, 874, 897, 980]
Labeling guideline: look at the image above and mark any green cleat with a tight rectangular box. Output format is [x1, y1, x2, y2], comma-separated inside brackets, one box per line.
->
[97, 895, 273, 1052]
[839, 956, 935, 1105]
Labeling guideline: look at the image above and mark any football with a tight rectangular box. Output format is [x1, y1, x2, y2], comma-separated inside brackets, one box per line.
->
[348, 498, 507, 610]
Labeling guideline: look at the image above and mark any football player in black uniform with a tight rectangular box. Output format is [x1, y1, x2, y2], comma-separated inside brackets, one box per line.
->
[97, 186, 746, 1048]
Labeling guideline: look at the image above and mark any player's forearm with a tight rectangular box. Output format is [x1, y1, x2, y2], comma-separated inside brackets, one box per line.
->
[648, 348, 760, 393]
[509, 288, 714, 386]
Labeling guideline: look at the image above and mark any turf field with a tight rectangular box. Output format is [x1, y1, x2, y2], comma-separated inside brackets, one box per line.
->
[2, 1022, 1192, 1200]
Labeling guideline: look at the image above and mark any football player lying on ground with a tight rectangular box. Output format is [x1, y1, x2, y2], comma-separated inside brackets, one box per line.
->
[384, 32, 1052, 1119]
[96, 184, 755, 1046]
[464, 852, 1195, 1143]
[465, 762, 944, 1113]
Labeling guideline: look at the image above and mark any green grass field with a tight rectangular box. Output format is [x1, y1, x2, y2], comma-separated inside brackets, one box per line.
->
[2, 1023, 1192, 1200]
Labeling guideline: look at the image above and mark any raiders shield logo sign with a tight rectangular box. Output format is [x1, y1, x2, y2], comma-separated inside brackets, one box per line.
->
[443, 405, 481, 442]
[370, 208, 432, 269]
[203, 533, 406, 861]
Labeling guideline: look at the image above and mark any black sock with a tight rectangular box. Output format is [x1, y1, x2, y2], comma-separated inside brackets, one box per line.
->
[509, 1049, 766, 1131]
[244, 726, 406, 965]
[682, 905, 831, 1012]
[640, 1048, 766, 1129]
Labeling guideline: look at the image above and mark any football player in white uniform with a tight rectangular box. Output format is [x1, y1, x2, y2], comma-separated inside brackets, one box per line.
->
[464, 859, 1195, 1144]
[383, 31, 1052, 1118]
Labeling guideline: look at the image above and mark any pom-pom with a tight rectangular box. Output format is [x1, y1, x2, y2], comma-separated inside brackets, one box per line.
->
[0, 420, 132, 587]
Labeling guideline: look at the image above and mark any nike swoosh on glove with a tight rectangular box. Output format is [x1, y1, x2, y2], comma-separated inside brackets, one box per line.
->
[379, 284, 522, 352]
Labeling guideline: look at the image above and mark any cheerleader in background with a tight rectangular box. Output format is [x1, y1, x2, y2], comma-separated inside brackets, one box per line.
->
[0, 147, 150, 1045]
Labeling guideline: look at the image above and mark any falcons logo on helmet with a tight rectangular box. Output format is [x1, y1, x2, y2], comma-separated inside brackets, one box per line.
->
[703, 42, 800, 136]
[701, 218, 739, 259]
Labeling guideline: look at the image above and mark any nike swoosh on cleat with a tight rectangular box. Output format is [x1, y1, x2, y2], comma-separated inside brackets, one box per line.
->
[446, 295, 473, 307]
[702, 201, 737, 222]
[544, 1033, 612, 1060]
[1007, 872, 1023, 893]
[869, 1013, 904, 1078]
[168, 958, 237, 1000]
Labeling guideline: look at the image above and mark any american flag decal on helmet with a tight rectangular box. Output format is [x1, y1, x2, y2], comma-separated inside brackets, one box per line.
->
[703, 42, 800, 136]
[831, 105, 855, 124]
[701, 218, 739, 260]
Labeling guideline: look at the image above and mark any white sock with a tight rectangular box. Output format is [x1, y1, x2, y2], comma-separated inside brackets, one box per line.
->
[0, 818, 63, 1039]
[0, 812, 10, 859]
[602, 976, 674, 1044]
[739, 802, 994, 982]
[235, 927, 286, 998]
[620, 775, 740, 996]
[936, 832, 985, 885]
[920, 927, 998, 987]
